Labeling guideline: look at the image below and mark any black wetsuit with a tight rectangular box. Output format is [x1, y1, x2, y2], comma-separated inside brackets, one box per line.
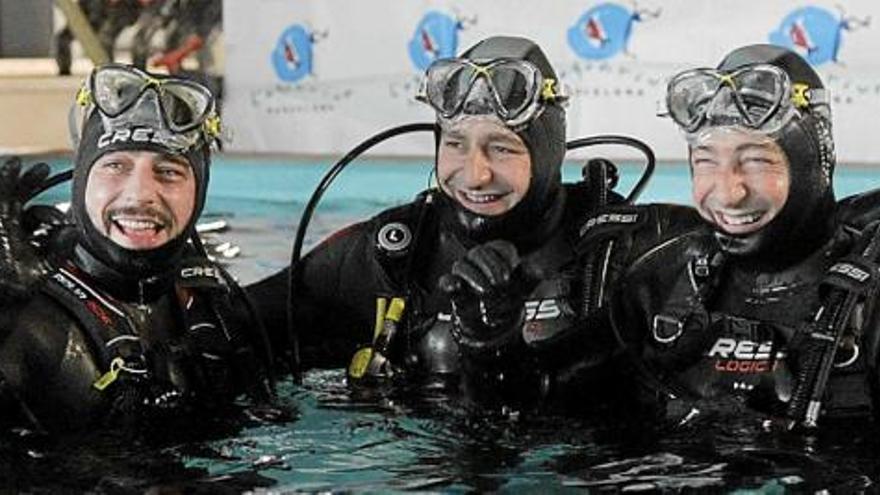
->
[610, 202, 880, 423]
[0, 242, 271, 433]
[250, 183, 701, 414]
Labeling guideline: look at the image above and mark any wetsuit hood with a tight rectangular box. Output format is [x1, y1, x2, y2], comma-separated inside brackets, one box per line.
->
[436, 36, 567, 251]
[710, 44, 836, 266]
[72, 110, 211, 279]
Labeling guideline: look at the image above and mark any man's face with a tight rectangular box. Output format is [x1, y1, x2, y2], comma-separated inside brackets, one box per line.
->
[690, 127, 790, 236]
[437, 117, 532, 216]
[85, 150, 196, 250]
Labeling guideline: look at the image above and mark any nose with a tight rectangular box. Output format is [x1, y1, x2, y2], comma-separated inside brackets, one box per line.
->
[712, 167, 748, 207]
[119, 160, 159, 205]
[462, 147, 492, 188]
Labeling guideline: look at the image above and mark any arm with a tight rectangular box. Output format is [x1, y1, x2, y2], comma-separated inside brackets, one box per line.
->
[0, 298, 102, 433]
[0, 157, 51, 305]
[442, 204, 704, 411]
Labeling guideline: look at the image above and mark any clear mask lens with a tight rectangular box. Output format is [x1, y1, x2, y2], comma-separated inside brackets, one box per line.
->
[158, 81, 213, 131]
[418, 58, 560, 129]
[90, 64, 215, 132]
[73, 64, 220, 151]
[103, 90, 202, 151]
[665, 64, 806, 136]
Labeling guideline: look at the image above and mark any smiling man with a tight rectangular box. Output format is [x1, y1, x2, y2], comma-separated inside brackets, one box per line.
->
[608, 45, 880, 428]
[436, 117, 532, 217]
[250, 36, 639, 414]
[690, 127, 790, 235]
[0, 65, 272, 433]
[85, 150, 195, 250]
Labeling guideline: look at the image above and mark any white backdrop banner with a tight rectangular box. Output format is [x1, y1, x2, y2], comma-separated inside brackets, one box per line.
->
[223, 0, 880, 163]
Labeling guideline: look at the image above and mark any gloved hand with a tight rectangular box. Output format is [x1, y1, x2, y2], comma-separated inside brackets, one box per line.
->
[0, 156, 51, 303]
[439, 240, 542, 353]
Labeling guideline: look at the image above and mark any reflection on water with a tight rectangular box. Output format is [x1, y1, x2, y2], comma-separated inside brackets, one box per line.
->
[7, 369, 877, 492]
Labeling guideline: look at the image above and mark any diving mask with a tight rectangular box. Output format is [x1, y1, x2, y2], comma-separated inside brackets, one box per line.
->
[416, 58, 567, 129]
[661, 63, 829, 136]
[70, 64, 222, 152]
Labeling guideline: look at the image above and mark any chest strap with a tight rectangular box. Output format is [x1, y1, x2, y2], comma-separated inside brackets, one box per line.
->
[652, 252, 725, 345]
[43, 266, 149, 388]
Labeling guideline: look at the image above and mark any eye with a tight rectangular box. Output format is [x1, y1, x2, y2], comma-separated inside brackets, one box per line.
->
[740, 154, 776, 170]
[690, 155, 717, 168]
[489, 141, 525, 156]
[443, 139, 463, 149]
[155, 164, 188, 181]
[95, 160, 126, 174]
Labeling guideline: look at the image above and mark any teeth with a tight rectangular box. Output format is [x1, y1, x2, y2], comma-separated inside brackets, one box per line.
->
[113, 217, 161, 231]
[720, 212, 762, 226]
[463, 192, 503, 204]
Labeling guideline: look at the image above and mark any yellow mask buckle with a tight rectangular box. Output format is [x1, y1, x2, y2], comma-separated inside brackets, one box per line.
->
[791, 83, 811, 109]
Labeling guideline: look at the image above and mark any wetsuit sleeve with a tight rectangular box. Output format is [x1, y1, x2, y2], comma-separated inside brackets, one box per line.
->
[247, 221, 386, 370]
[605, 205, 714, 405]
[837, 189, 880, 230]
[0, 298, 101, 432]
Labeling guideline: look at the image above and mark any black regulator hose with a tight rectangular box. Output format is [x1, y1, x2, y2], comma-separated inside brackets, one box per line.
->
[565, 134, 655, 204]
[34, 168, 73, 198]
[287, 122, 436, 382]
[565, 135, 656, 316]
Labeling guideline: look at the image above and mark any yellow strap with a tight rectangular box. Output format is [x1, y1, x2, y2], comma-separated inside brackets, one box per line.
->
[373, 298, 388, 340]
[348, 347, 373, 379]
[385, 297, 406, 322]
[348, 296, 406, 379]
[92, 357, 125, 391]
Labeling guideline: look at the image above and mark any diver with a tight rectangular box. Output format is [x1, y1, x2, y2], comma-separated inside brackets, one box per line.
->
[609, 44, 880, 428]
[55, 0, 156, 76]
[249, 35, 667, 415]
[0, 64, 272, 433]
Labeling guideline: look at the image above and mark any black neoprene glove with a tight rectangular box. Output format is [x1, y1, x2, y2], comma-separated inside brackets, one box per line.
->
[439, 240, 542, 354]
[0, 156, 51, 303]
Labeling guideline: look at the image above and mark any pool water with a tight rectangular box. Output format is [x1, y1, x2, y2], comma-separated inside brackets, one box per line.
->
[7, 155, 880, 492]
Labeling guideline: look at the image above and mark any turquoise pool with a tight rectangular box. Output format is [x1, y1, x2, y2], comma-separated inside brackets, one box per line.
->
[201, 157, 880, 283]
[9, 155, 880, 492]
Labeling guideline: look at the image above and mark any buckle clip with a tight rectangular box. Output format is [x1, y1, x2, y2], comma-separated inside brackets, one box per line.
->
[652, 314, 684, 344]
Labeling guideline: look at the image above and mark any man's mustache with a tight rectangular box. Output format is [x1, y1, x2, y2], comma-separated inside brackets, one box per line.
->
[103, 205, 174, 230]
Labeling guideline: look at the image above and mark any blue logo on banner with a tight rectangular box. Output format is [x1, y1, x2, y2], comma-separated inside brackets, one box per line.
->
[272, 24, 314, 83]
[568, 3, 657, 60]
[769, 6, 869, 65]
[408, 11, 461, 71]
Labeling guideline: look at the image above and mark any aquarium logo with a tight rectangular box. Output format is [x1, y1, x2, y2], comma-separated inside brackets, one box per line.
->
[567, 2, 660, 60]
[769, 6, 870, 66]
[408, 11, 463, 71]
[272, 24, 317, 83]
